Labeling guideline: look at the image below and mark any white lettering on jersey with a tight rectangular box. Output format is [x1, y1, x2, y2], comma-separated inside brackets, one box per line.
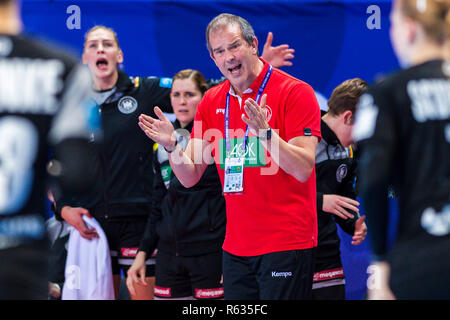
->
[421, 205, 450, 237]
[407, 79, 450, 122]
[0, 58, 64, 114]
[0, 117, 38, 215]
[353, 93, 379, 142]
[48, 65, 93, 144]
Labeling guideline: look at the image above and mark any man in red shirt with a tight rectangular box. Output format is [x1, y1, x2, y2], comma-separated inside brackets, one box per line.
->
[138, 13, 321, 299]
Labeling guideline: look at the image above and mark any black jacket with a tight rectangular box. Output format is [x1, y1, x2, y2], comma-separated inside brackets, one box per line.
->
[315, 119, 358, 266]
[0, 34, 93, 247]
[55, 70, 172, 219]
[355, 60, 450, 266]
[139, 120, 226, 257]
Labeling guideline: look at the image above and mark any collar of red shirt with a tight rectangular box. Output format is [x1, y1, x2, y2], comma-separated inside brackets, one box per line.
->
[226, 57, 270, 98]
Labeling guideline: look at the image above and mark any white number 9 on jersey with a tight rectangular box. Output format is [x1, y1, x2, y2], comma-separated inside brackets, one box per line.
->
[0, 116, 38, 215]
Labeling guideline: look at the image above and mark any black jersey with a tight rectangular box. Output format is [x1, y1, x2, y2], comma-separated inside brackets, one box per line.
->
[315, 120, 358, 267]
[55, 70, 173, 219]
[0, 34, 92, 249]
[353, 60, 450, 298]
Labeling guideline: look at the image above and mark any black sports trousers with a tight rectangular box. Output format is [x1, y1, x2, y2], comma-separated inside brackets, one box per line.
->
[222, 248, 314, 300]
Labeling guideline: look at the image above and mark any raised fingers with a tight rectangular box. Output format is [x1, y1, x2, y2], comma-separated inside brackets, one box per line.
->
[337, 196, 359, 214]
[139, 114, 156, 128]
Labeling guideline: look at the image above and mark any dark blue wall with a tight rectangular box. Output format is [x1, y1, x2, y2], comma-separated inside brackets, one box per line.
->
[22, 0, 399, 98]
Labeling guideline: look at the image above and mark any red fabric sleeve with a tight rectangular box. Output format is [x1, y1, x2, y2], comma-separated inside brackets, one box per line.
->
[284, 82, 322, 142]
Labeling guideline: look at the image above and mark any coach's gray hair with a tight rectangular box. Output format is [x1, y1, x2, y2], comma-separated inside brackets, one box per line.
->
[206, 13, 256, 55]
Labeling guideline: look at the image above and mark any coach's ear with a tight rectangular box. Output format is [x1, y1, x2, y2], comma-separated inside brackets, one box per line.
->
[251, 35, 259, 56]
[210, 50, 217, 64]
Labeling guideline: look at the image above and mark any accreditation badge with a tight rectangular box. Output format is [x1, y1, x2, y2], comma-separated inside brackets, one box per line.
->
[223, 157, 244, 194]
[160, 165, 172, 189]
[220, 137, 266, 195]
[219, 137, 266, 169]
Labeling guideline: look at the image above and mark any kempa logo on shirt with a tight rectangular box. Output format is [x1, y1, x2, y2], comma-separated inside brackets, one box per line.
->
[271, 271, 293, 278]
[216, 108, 225, 115]
[118, 96, 138, 114]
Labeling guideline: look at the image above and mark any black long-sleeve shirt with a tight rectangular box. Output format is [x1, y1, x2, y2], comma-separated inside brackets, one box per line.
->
[0, 34, 93, 248]
[315, 119, 358, 266]
[55, 70, 173, 219]
[353, 59, 450, 262]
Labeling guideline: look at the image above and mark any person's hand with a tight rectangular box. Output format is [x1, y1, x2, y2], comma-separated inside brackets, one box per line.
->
[352, 215, 367, 245]
[242, 94, 270, 137]
[126, 251, 148, 297]
[322, 194, 359, 220]
[61, 206, 98, 240]
[261, 32, 295, 68]
[139, 107, 176, 151]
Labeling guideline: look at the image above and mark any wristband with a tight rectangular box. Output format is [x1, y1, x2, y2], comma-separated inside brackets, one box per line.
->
[164, 139, 178, 153]
[259, 126, 272, 140]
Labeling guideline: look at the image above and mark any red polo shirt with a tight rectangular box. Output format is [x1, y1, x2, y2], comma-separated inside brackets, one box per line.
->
[192, 59, 321, 256]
